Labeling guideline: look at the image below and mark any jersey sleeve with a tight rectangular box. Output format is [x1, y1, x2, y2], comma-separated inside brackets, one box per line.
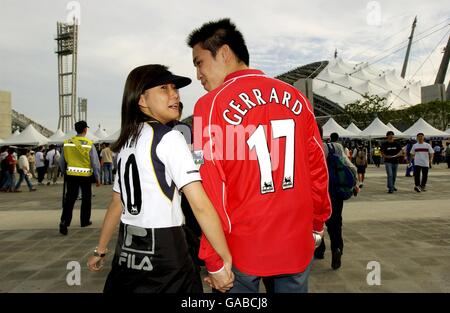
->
[193, 99, 228, 273]
[156, 130, 202, 190]
[305, 99, 332, 232]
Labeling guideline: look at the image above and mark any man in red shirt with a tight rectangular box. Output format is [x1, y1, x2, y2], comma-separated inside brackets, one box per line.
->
[187, 18, 331, 293]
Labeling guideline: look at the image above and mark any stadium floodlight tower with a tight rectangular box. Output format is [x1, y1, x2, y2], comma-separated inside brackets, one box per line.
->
[55, 17, 79, 132]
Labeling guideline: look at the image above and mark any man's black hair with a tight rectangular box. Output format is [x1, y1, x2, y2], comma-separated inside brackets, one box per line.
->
[330, 132, 339, 142]
[187, 18, 249, 66]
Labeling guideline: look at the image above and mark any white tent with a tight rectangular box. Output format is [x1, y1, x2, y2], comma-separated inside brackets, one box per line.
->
[360, 117, 397, 139]
[402, 118, 450, 138]
[386, 122, 403, 135]
[47, 129, 66, 144]
[445, 127, 450, 134]
[322, 118, 358, 138]
[61, 130, 100, 143]
[346, 123, 362, 136]
[103, 129, 120, 143]
[2, 124, 49, 146]
[12, 129, 21, 137]
[94, 127, 109, 139]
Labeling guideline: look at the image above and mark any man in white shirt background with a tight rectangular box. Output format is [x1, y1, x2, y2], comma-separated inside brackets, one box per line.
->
[35, 146, 46, 185]
[411, 132, 434, 193]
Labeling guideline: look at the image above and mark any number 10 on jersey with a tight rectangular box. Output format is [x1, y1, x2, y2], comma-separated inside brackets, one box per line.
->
[247, 119, 295, 194]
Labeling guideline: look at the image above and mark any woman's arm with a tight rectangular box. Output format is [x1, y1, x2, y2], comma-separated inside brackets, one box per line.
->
[87, 192, 122, 271]
[182, 181, 232, 265]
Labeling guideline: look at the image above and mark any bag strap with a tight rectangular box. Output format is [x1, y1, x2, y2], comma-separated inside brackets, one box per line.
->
[327, 143, 336, 155]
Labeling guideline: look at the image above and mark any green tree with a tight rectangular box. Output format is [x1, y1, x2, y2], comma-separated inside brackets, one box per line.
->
[338, 94, 390, 128]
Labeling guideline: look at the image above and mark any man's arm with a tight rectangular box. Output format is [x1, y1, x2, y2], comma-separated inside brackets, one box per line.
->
[90, 148, 101, 184]
[429, 144, 434, 165]
[306, 101, 331, 233]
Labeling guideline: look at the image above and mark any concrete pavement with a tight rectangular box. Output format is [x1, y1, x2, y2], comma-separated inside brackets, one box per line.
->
[0, 163, 449, 292]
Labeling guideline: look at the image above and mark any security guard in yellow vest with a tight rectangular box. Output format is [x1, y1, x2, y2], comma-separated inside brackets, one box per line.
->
[59, 121, 101, 235]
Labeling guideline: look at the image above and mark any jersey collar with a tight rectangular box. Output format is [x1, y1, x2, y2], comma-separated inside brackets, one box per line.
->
[224, 69, 265, 83]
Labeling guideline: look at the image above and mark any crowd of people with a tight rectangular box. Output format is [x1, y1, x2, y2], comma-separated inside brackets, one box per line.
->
[0, 141, 119, 193]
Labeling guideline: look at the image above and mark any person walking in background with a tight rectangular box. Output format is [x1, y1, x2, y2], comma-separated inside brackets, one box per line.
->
[15, 149, 36, 192]
[411, 133, 434, 192]
[355, 142, 368, 188]
[404, 140, 415, 177]
[46, 144, 60, 185]
[59, 120, 101, 235]
[0, 146, 9, 189]
[381, 131, 403, 193]
[100, 143, 113, 185]
[314, 132, 358, 270]
[187, 18, 330, 293]
[1, 147, 18, 192]
[372, 142, 381, 168]
[445, 143, 450, 169]
[35, 146, 46, 185]
[432, 144, 441, 165]
[28, 150, 37, 179]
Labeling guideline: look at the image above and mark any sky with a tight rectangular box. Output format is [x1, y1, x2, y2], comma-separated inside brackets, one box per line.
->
[1, 0, 449, 135]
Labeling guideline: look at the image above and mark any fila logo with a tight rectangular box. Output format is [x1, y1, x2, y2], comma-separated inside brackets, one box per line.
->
[119, 252, 153, 271]
[118, 225, 154, 271]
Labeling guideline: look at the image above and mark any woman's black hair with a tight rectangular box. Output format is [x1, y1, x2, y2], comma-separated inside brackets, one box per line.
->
[112, 64, 169, 152]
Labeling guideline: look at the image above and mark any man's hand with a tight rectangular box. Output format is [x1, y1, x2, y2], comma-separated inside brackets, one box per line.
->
[313, 230, 324, 248]
[204, 262, 234, 293]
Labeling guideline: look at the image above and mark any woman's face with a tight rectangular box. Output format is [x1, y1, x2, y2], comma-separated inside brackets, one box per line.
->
[138, 83, 180, 124]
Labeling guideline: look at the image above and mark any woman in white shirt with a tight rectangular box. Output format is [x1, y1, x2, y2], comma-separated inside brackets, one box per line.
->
[87, 64, 233, 293]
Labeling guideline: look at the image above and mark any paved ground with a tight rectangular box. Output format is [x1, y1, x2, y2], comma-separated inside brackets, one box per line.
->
[0, 163, 449, 293]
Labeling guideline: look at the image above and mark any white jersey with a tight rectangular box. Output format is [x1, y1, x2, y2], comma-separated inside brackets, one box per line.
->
[113, 121, 201, 229]
[411, 142, 434, 167]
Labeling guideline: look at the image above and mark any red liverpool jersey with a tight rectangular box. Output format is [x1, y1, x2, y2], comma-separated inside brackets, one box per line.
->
[193, 69, 331, 276]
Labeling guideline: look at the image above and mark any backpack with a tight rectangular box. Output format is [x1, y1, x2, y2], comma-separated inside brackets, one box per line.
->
[326, 143, 356, 200]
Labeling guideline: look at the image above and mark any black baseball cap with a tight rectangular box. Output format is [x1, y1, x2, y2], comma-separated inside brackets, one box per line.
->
[142, 68, 191, 91]
[75, 120, 89, 133]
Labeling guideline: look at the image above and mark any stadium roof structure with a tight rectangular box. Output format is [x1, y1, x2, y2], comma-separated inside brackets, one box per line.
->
[276, 57, 422, 118]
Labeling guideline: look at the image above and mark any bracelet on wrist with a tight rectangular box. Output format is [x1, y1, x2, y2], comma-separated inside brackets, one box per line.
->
[93, 247, 108, 258]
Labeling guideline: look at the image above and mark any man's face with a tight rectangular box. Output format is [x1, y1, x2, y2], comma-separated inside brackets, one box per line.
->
[192, 44, 228, 91]
[417, 134, 424, 143]
[387, 134, 394, 142]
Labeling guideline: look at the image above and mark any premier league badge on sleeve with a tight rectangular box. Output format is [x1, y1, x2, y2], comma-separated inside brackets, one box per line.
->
[192, 150, 204, 165]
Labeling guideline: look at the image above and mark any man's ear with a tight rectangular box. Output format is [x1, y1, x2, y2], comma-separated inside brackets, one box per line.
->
[219, 44, 233, 63]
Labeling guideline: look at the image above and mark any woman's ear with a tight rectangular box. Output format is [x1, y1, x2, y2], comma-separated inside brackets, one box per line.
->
[138, 95, 145, 109]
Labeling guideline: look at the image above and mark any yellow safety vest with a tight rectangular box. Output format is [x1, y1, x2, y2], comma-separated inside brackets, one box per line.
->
[63, 136, 94, 177]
